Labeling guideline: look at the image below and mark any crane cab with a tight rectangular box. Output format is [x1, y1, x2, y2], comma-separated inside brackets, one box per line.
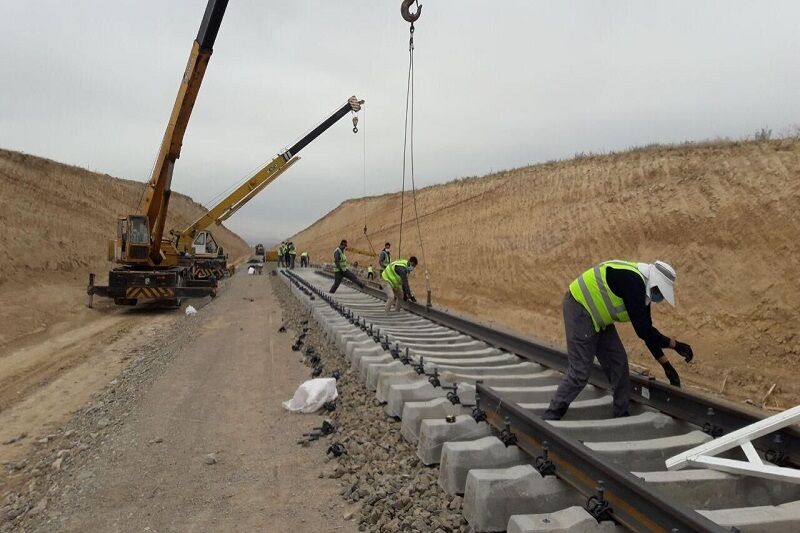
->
[110, 215, 151, 263]
[191, 230, 223, 259]
[187, 230, 227, 280]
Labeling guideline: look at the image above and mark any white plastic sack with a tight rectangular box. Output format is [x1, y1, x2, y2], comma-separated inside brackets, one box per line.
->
[185, 305, 197, 316]
[282, 378, 338, 413]
[248, 266, 256, 275]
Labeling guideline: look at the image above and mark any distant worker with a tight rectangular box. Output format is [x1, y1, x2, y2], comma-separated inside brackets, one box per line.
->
[288, 241, 297, 269]
[278, 242, 286, 267]
[330, 240, 365, 293]
[283, 242, 291, 269]
[367, 265, 374, 280]
[381, 257, 418, 312]
[378, 242, 392, 273]
[300, 251, 309, 268]
[543, 260, 694, 421]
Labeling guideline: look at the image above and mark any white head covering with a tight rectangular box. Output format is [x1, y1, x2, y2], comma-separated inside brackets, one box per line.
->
[637, 261, 677, 306]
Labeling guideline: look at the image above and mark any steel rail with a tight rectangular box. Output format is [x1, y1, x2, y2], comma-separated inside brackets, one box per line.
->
[477, 384, 726, 533]
[285, 269, 723, 531]
[309, 267, 799, 466]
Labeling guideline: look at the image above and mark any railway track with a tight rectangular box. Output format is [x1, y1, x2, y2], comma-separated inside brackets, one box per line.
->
[280, 267, 800, 532]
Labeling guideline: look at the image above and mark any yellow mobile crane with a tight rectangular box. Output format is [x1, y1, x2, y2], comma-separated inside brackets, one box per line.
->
[170, 96, 364, 280]
[87, 0, 228, 307]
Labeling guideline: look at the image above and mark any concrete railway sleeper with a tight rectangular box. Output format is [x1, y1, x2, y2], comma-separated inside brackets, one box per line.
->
[280, 268, 800, 532]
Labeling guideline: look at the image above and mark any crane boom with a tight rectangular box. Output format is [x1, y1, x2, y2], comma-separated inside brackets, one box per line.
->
[134, 0, 229, 265]
[174, 96, 364, 254]
[89, 0, 229, 308]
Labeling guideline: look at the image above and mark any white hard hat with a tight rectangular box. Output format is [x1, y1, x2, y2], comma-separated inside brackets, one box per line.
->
[638, 260, 677, 306]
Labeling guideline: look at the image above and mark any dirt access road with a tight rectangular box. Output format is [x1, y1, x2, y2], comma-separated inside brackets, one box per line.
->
[3, 271, 357, 532]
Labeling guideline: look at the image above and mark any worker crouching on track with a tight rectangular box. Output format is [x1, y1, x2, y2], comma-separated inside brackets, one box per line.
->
[543, 260, 694, 420]
[330, 240, 365, 293]
[381, 257, 418, 312]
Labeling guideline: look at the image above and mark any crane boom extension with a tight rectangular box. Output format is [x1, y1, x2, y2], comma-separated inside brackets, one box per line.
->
[137, 0, 228, 266]
[174, 96, 364, 254]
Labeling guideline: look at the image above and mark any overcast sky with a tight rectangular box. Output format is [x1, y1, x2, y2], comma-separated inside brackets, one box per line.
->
[2, 1, 799, 244]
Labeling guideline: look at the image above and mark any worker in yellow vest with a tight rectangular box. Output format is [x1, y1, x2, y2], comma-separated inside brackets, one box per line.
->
[367, 265, 375, 280]
[329, 239, 365, 293]
[543, 260, 694, 420]
[277, 242, 286, 267]
[288, 241, 297, 269]
[381, 257, 418, 312]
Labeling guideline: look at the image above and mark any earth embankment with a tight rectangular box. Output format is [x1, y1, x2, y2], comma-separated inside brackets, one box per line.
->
[289, 138, 800, 406]
[0, 148, 251, 349]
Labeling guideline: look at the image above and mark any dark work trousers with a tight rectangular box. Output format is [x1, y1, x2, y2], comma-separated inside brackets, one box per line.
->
[544, 292, 631, 419]
[289, 255, 296, 269]
[329, 269, 364, 293]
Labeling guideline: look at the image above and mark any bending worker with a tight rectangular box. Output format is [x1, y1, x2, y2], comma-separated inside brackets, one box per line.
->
[367, 265, 375, 280]
[543, 260, 694, 420]
[329, 239, 365, 293]
[381, 257, 418, 312]
[379, 242, 391, 273]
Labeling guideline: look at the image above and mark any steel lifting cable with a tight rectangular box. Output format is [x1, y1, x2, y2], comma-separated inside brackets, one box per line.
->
[397, 44, 410, 257]
[361, 107, 378, 257]
[398, 0, 431, 306]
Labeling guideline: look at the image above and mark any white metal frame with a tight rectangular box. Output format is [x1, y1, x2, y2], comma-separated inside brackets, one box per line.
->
[666, 404, 800, 484]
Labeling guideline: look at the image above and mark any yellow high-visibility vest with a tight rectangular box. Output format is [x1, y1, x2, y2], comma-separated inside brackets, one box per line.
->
[381, 259, 409, 290]
[333, 248, 348, 272]
[569, 260, 644, 332]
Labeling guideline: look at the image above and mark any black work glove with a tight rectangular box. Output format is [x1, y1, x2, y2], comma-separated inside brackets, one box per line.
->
[408, 294, 417, 303]
[661, 361, 681, 387]
[673, 341, 694, 363]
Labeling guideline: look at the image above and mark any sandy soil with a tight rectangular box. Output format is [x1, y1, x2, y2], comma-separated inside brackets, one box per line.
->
[0, 148, 254, 431]
[289, 138, 800, 408]
[0, 148, 252, 351]
[4, 272, 359, 532]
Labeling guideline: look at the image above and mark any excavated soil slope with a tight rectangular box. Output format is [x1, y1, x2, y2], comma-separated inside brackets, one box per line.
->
[0, 148, 251, 349]
[290, 139, 800, 407]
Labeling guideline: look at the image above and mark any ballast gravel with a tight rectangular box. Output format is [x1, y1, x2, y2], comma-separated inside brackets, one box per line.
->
[273, 274, 469, 533]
